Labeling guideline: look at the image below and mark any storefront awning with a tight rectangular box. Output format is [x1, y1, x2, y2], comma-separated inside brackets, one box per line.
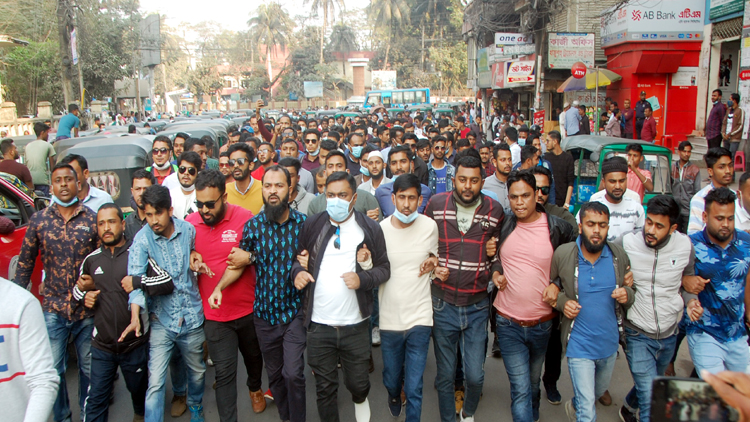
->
[634, 51, 684, 74]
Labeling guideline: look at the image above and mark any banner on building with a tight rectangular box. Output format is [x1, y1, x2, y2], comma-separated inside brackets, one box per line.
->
[710, 0, 744, 20]
[533, 110, 545, 132]
[548, 33, 595, 69]
[71, 28, 78, 65]
[303, 81, 323, 98]
[564, 91, 607, 107]
[372, 71, 397, 90]
[601, 0, 705, 47]
[494, 33, 535, 61]
[492, 63, 505, 89]
[672, 67, 699, 86]
[477, 48, 490, 73]
[505, 60, 536, 86]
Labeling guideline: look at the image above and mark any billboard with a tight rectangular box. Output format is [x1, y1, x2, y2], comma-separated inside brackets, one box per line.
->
[372, 70, 397, 90]
[493, 33, 535, 61]
[548, 33, 595, 69]
[303, 81, 323, 98]
[710, 0, 744, 20]
[505, 60, 536, 86]
[601, 0, 704, 47]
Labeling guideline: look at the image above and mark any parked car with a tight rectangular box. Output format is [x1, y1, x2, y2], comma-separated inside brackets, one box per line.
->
[561, 135, 672, 214]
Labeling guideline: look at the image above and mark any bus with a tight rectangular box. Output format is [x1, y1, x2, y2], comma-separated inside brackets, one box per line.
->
[364, 88, 430, 110]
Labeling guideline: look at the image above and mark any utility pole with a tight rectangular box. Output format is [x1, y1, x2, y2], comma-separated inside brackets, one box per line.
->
[421, 23, 425, 72]
[56, 0, 75, 106]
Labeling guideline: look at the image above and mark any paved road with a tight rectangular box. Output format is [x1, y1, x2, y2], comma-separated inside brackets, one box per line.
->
[64, 334, 696, 422]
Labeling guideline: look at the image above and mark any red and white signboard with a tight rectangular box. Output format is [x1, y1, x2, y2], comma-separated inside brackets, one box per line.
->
[572, 62, 587, 79]
[505, 60, 536, 86]
[740, 70, 750, 81]
[533, 110, 545, 133]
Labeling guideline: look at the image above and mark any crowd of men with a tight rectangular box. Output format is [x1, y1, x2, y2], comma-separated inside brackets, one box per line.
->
[3, 99, 750, 422]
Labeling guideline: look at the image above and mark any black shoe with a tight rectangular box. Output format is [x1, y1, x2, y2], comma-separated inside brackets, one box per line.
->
[388, 396, 402, 417]
[545, 384, 562, 405]
[619, 405, 637, 422]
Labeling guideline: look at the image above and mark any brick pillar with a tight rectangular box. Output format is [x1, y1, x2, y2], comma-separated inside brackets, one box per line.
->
[348, 58, 370, 97]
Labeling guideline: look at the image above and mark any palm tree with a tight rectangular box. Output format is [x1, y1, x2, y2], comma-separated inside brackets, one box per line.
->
[367, 0, 410, 69]
[328, 23, 358, 75]
[247, 3, 295, 92]
[304, 0, 346, 65]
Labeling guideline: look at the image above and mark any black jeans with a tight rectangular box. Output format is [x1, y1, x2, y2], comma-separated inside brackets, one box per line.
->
[204, 313, 264, 422]
[255, 313, 307, 422]
[707, 135, 723, 150]
[636, 119, 644, 139]
[542, 315, 563, 389]
[85, 343, 149, 422]
[307, 319, 371, 422]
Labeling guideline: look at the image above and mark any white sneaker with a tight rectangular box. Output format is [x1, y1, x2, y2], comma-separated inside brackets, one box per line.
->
[459, 410, 475, 422]
[372, 327, 381, 346]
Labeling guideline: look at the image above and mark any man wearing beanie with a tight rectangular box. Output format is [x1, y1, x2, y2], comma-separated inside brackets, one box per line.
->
[577, 156, 645, 245]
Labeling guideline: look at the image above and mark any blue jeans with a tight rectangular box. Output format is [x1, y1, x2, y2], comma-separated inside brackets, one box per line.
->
[624, 328, 677, 422]
[568, 352, 618, 422]
[432, 296, 489, 422]
[688, 332, 749, 375]
[381, 325, 432, 422]
[145, 319, 206, 422]
[495, 314, 552, 422]
[44, 312, 93, 422]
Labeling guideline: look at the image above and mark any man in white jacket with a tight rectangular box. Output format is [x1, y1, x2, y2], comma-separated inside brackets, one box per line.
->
[619, 195, 704, 422]
[0, 276, 59, 422]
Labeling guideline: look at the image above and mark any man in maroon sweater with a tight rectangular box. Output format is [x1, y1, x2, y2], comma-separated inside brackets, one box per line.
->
[641, 106, 657, 143]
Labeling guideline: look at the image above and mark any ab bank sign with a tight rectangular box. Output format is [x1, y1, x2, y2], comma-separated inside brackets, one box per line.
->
[601, 0, 705, 47]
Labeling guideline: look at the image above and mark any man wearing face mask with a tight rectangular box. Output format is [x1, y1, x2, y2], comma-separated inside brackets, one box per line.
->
[291, 171, 391, 422]
[375, 146, 432, 218]
[378, 174, 440, 419]
[169, 152, 201, 219]
[345, 132, 367, 177]
[301, 129, 323, 172]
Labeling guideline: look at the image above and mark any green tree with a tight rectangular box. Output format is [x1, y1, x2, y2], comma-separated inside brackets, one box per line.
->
[326, 23, 358, 76]
[367, 0, 410, 69]
[185, 62, 224, 99]
[247, 3, 295, 93]
[304, 0, 345, 65]
[1, 41, 63, 113]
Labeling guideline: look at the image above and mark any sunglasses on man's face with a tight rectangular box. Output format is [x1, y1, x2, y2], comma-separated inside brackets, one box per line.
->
[179, 166, 197, 176]
[304, 138, 318, 144]
[195, 197, 222, 209]
[228, 158, 248, 167]
[536, 186, 551, 195]
[152, 148, 170, 155]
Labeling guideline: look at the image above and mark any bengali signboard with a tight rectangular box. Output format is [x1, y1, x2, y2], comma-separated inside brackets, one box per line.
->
[548, 33, 595, 69]
[492, 62, 505, 89]
[493, 33, 535, 61]
[601, 0, 705, 47]
[710, 0, 744, 20]
[505, 60, 536, 86]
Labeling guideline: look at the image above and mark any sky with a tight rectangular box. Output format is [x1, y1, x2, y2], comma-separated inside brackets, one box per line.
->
[140, 0, 363, 34]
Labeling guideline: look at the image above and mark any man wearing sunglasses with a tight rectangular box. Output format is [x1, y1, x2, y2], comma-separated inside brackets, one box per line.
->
[169, 152, 201, 220]
[301, 129, 323, 172]
[292, 171, 390, 422]
[185, 170, 267, 419]
[225, 143, 264, 215]
[427, 136, 455, 195]
[146, 136, 179, 185]
[251, 142, 277, 182]
[218, 152, 234, 183]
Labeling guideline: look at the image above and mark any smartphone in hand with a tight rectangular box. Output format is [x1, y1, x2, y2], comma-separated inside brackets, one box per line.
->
[652, 377, 738, 422]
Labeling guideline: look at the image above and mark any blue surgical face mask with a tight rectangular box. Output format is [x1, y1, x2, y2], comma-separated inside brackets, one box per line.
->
[518, 137, 526, 146]
[326, 197, 353, 222]
[727, 100, 734, 108]
[351, 145, 364, 158]
[308, 146, 321, 157]
[359, 165, 370, 177]
[51, 195, 79, 207]
[393, 208, 418, 224]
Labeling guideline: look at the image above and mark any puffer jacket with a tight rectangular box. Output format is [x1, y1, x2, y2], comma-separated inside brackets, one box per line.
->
[622, 231, 694, 339]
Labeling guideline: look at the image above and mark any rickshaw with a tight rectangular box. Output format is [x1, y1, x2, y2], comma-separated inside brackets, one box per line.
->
[53, 133, 128, 157]
[59, 136, 153, 210]
[408, 104, 433, 114]
[386, 108, 404, 119]
[315, 109, 339, 121]
[434, 106, 456, 121]
[160, 126, 226, 157]
[561, 135, 672, 214]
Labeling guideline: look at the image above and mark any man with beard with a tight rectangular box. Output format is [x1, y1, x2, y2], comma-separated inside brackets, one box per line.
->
[424, 156, 504, 422]
[375, 146, 431, 217]
[427, 136, 455, 195]
[162, 138, 209, 190]
[618, 195, 702, 422]
[358, 151, 391, 195]
[279, 138, 315, 193]
[0, 139, 33, 189]
[548, 202, 634, 422]
[14, 163, 99, 422]
[219, 152, 234, 183]
[278, 158, 315, 215]
[126, 185, 207, 422]
[493, 170, 576, 422]
[251, 142, 277, 181]
[483, 143, 512, 212]
[688, 148, 734, 234]
[291, 171, 390, 422]
[146, 136, 178, 184]
[169, 151, 201, 219]
[172, 133, 189, 164]
[186, 170, 267, 419]
[307, 151, 382, 220]
[125, 170, 157, 240]
[579, 157, 645, 245]
[684, 187, 750, 375]
[215, 166, 308, 422]
[75, 203, 174, 422]
[225, 143, 263, 215]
